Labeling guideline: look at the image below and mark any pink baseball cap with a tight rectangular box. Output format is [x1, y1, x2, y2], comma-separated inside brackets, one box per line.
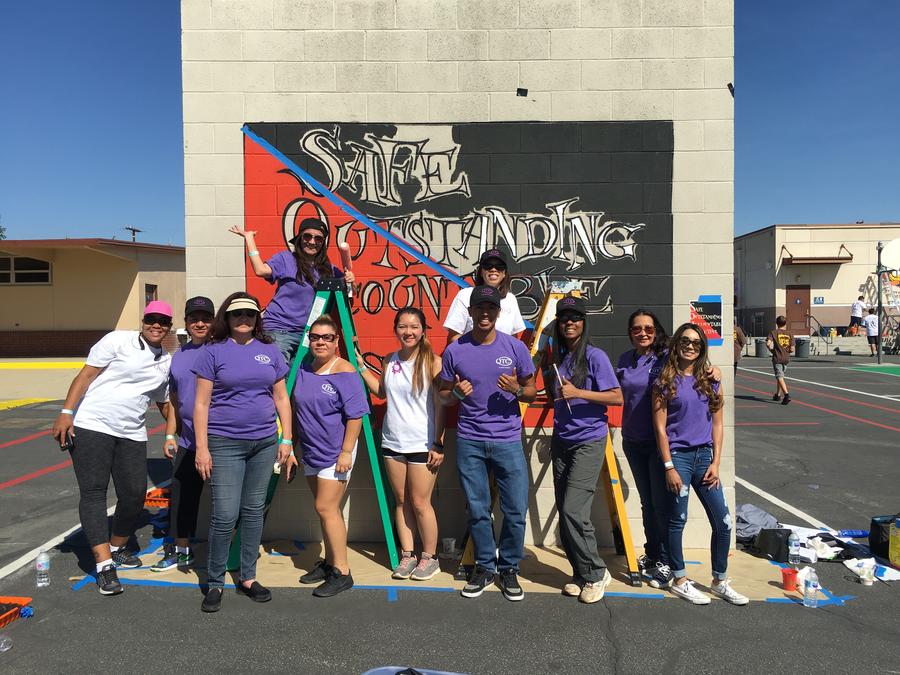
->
[143, 300, 173, 318]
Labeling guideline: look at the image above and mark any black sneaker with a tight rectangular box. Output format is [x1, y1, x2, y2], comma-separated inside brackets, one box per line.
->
[648, 562, 674, 589]
[237, 581, 272, 603]
[781, 394, 792, 406]
[300, 559, 332, 585]
[201, 587, 223, 613]
[637, 555, 654, 575]
[772, 394, 781, 401]
[111, 548, 141, 569]
[461, 565, 494, 598]
[312, 567, 354, 598]
[96, 564, 123, 596]
[498, 569, 524, 602]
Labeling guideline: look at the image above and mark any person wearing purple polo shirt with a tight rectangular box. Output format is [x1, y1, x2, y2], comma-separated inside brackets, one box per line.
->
[193, 292, 293, 613]
[283, 315, 369, 598]
[230, 218, 354, 363]
[652, 323, 747, 606]
[549, 295, 622, 604]
[152, 296, 215, 573]
[438, 285, 537, 601]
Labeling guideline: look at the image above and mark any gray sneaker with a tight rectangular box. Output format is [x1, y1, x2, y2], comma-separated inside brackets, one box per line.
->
[391, 552, 418, 579]
[410, 555, 441, 581]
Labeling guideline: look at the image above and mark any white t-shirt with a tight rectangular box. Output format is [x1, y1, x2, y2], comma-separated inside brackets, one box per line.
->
[443, 286, 526, 336]
[380, 351, 435, 454]
[862, 314, 879, 337]
[74, 331, 171, 441]
[851, 300, 866, 318]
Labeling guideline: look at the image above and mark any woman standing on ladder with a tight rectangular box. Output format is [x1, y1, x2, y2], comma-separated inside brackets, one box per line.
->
[230, 218, 355, 363]
[549, 295, 622, 603]
[284, 315, 369, 598]
[357, 307, 446, 582]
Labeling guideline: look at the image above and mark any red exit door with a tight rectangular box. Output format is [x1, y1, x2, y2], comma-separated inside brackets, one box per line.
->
[785, 285, 810, 337]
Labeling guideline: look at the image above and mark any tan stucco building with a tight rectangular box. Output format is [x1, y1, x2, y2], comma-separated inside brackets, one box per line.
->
[0, 238, 185, 357]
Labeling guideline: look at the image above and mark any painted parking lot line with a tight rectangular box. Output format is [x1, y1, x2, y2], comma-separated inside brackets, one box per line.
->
[734, 422, 819, 426]
[739, 371, 900, 414]
[847, 365, 900, 377]
[738, 366, 900, 402]
[0, 398, 53, 411]
[0, 429, 52, 449]
[0, 362, 84, 369]
[735, 476, 831, 530]
[0, 458, 73, 491]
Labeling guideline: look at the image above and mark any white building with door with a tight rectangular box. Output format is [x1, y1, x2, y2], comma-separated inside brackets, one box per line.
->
[734, 222, 900, 337]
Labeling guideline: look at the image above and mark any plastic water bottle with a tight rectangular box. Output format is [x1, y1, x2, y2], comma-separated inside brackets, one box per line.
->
[788, 531, 801, 567]
[0, 634, 12, 652]
[836, 529, 868, 538]
[35, 550, 50, 588]
[803, 568, 819, 608]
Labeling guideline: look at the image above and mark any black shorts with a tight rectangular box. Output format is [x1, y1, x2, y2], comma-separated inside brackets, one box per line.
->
[849, 316, 863, 327]
[383, 447, 429, 464]
[867, 335, 878, 345]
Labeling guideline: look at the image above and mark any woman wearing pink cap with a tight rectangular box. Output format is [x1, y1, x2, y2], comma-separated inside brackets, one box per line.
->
[52, 301, 175, 596]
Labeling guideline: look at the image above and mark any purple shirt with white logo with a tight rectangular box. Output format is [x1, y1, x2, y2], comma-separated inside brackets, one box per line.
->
[263, 251, 342, 332]
[659, 375, 719, 450]
[293, 364, 369, 468]
[553, 345, 620, 443]
[193, 339, 288, 440]
[168, 341, 206, 450]
[440, 331, 535, 442]
[616, 349, 666, 442]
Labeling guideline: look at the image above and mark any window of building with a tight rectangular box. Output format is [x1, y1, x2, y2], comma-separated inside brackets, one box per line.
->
[0, 256, 51, 284]
[145, 284, 158, 304]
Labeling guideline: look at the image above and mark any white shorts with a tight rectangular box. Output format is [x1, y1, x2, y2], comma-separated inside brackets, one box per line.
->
[302, 447, 358, 481]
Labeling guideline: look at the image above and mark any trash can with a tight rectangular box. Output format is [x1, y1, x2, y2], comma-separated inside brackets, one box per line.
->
[754, 337, 768, 358]
[795, 335, 811, 358]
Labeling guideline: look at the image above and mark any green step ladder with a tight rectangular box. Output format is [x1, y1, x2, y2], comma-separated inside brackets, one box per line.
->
[226, 277, 399, 571]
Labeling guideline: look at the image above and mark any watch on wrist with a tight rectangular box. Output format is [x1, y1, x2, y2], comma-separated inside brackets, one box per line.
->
[663, 460, 675, 470]
[514, 385, 524, 398]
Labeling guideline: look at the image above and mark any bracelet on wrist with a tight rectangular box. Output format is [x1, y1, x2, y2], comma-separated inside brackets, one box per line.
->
[452, 388, 466, 401]
[248, 250, 260, 257]
[165, 434, 176, 441]
[339, 450, 352, 455]
[61, 408, 75, 415]
[289, 450, 295, 457]
[279, 438, 293, 445]
[433, 442, 444, 450]
[663, 460, 675, 470]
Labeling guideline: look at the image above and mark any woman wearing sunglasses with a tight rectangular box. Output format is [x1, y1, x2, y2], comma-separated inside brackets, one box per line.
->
[549, 295, 622, 603]
[652, 324, 747, 606]
[193, 292, 293, 612]
[357, 307, 445, 582]
[283, 316, 368, 598]
[230, 218, 354, 363]
[51, 301, 174, 596]
[443, 248, 525, 342]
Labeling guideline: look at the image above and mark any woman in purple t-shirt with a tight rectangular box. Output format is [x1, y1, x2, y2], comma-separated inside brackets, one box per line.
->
[284, 316, 369, 599]
[652, 323, 747, 606]
[549, 295, 622, 604]
[230, 218, 354, 363]
[193, 292, 293, 613]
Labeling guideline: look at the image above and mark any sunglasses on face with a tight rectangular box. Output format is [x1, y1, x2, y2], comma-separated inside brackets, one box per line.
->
[678, 337, 703, 350]
[483, 263, 506, 272]
[229, 309, 258, 319]
[143, 314, 172, 327]
[301, 233, 325, 244]
[558, 314, 584, 324]
[186, 315, 212, 324]
[630, 324, 656, 336]
[309, 332, 337, 343]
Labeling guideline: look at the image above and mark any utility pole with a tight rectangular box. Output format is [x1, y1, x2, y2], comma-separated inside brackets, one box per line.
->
[124, 226, 142, 242]
[876, 241, 884, 365]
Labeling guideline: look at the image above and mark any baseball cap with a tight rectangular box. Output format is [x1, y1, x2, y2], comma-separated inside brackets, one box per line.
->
[289, 218, 328, 243]
[184, 296, 215, 316]
[143, 300, 173, 319]
[469, 285, 502, 308]
[555, 295, 587, 317]
[225, 297, 261, 313]
[479, 248, 507, 268]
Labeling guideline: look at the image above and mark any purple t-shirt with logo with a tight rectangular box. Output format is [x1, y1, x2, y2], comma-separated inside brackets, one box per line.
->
[553, 345, 620, 443]
[263, 252, 342, 332]
[440, 331, 535, 442]
[193, 339, 288, 440]
[168, 341, 206, 450]
[293, 364, 369, 468]
[659, 375, 719, 450]
[616, 349, 666, 442]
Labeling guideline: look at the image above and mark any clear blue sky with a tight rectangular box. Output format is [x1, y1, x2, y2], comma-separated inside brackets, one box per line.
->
[0, 2, 897, 244]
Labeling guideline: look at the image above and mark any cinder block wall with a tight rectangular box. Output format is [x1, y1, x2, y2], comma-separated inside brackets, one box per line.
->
[181, 0, 734, 549]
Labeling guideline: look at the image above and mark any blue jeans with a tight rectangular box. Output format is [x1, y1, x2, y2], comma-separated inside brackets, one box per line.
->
[206, 434, 278, 588]
[456, 438, 529, 573]
[264, 330, 302, 365]
[622, 438, 670, 564]
[667, 444, 731, 580]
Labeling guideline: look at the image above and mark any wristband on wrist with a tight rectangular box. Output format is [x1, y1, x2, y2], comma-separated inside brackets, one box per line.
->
[433, 441, 444, 450]
[452, 388, 466, 401]
[289, 450, 295, 457]
[279, 438, 293, 445]
[248, 250, 260, 257]
[61, 408, 75, 415]
[663, 460, 675, 470]
[165, 434, 176, 441]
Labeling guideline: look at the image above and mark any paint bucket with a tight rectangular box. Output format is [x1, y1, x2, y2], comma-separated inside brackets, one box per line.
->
[781, 567, 798, 592]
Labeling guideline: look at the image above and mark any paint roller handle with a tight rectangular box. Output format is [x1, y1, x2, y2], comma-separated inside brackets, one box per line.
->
[338, 242, 355, 297]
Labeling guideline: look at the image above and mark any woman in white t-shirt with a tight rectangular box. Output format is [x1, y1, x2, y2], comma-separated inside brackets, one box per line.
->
[443, 248, 525, 342]
[357, 307, 446, 581]
[51, 301, 174, 597]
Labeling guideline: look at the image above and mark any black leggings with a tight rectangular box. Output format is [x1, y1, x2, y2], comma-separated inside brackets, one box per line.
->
[168, 446, 205, 540]
[70, 426, 147, 548]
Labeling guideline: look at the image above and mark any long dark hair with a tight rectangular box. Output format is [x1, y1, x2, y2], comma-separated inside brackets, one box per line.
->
[394, 307, 436, 396]
[474, 264, 512, 298]
[655, 323, 722, 413]
[627, 308, 669, 357]
[210, 292, 272, 344]
[553, 313, 590, 389]
[293, 218, 335, 286]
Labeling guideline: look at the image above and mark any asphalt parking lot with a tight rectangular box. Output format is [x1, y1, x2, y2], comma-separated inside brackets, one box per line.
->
[0, 355, 898, 674]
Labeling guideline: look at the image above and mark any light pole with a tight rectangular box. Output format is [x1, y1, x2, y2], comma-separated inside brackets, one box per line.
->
[876, 241, 884, 364]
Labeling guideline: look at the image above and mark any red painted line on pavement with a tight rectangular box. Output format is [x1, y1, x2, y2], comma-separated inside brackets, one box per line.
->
[735, 422, 820, 426]
[0, 429, 52, 449]
[738, 372, 900, 415]
[737, 384, 900, 434]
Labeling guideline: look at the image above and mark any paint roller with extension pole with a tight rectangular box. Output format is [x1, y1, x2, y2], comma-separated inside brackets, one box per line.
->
[339, 241, 353, 298]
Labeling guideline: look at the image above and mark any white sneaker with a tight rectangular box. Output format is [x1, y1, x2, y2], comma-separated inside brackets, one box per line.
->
[711, 579, 749, 606]
[671, 579, 711, 605]
[562, 578, 582, 597]
[579, 569, 612, 604]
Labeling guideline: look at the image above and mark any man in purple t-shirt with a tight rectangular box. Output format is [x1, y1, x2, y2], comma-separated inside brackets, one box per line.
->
[439, 285, 536, 602]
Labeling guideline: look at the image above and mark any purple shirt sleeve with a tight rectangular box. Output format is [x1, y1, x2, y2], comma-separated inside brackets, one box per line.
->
[266, 251, 292, 283]
[272, 345, 289, 381]
[439, 344, 457, 383]
[590, 348, 619, 391]
[193, 343, 217, 381]
[513, 337, 536, 379]
[340, 375, 370, 419]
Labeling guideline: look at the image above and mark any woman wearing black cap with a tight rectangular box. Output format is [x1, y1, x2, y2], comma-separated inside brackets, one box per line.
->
[443, 248, 525, 342]
[229, 218, 355, 363]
